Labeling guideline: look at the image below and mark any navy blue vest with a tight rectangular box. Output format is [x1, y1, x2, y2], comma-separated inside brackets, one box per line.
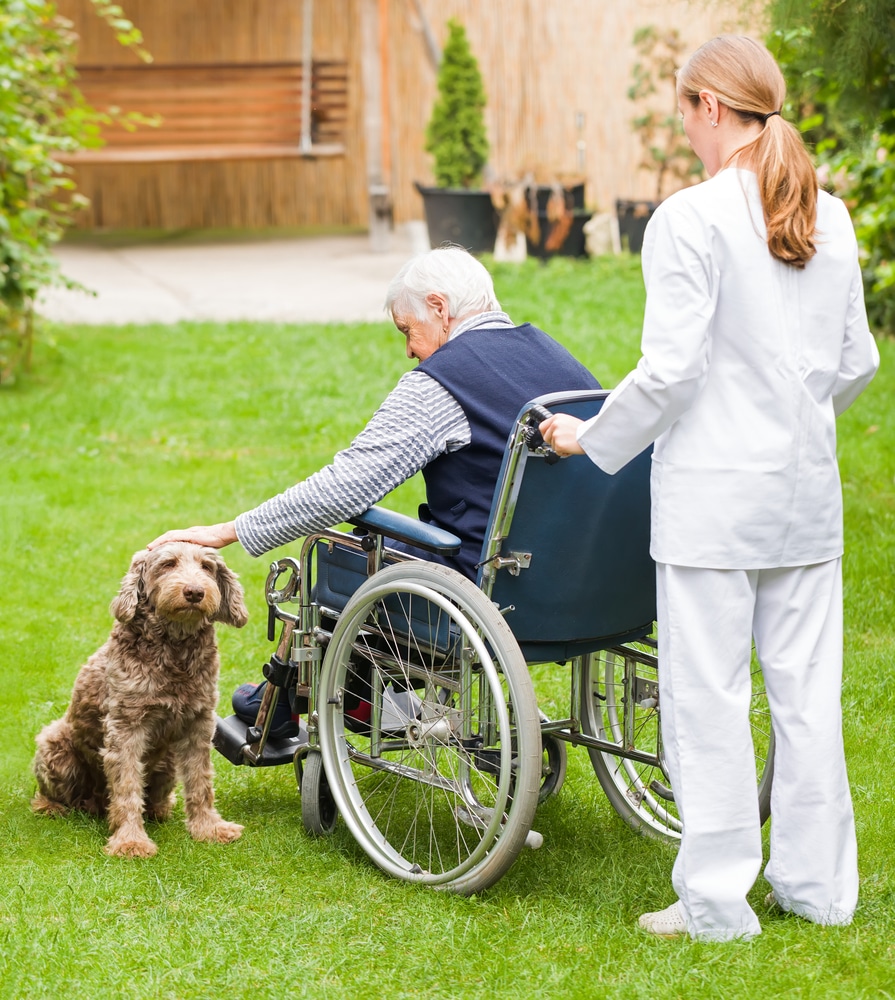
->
[416, 324, 600, 579]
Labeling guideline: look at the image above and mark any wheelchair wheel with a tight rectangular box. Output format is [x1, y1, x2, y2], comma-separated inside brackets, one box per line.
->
[580, 642, 774, 842]
[301, 750, 338, 836]
[317, 562, 541, 894]
[537, 713, 567, 804]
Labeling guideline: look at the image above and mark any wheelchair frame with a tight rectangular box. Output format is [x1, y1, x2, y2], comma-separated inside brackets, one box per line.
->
[212, 391, 774, 894]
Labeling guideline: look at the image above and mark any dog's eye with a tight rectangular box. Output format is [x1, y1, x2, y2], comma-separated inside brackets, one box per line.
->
[201, 560, 217, 573]
[159, 558, 177, 569]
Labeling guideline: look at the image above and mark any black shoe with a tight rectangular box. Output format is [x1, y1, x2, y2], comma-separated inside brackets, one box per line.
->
[232, 681, 299, 740]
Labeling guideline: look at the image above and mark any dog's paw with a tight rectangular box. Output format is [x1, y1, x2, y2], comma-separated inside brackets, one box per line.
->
[105, 832, 158, 858]
[31, 794, 69, 818]
[190, 819, 244, 844]
[215, 821, 244, 844]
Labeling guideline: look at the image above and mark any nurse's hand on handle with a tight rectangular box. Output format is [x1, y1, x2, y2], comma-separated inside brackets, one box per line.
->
[539, 414, 586, 458]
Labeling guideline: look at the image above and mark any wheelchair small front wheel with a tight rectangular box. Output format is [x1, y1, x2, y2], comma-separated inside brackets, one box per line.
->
[301, 750, 338, 836]
[537, 714, 567, 804]
[317, 562, 541, 895]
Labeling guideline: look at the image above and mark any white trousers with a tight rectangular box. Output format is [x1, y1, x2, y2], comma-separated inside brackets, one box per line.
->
[656, 559, 858, 941]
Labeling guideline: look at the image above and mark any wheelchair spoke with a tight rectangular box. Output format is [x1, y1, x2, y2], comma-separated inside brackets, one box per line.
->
[579, 644, 680, 838]
[316, 562, 540, 893]
[580, 642, 774, 841]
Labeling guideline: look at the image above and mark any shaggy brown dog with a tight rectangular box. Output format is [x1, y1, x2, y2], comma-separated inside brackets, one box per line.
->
[32, 543, 249, 857]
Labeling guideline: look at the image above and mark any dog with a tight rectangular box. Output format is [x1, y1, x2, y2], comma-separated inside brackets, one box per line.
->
[32, 542, 249, 857]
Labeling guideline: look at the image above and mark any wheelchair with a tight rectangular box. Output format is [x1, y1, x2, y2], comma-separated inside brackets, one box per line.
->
[213, 389, 774, 894]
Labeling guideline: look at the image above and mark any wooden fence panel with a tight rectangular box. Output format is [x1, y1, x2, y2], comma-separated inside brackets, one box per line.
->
[57, 0, 753, 231]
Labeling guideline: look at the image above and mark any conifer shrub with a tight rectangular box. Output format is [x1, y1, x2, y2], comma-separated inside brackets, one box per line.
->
[424, 19, 489, 190]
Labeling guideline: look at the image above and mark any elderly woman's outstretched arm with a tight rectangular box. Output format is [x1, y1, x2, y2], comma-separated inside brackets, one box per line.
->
[147, 370, 469, 555]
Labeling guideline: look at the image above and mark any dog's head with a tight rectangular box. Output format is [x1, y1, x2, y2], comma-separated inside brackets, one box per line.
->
[110, 544, 249, 631]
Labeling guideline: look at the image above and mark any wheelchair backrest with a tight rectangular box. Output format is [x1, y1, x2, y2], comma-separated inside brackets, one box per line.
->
[477, 389, 656, 662]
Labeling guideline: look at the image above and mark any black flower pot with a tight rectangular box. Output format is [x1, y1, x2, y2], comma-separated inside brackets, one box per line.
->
[524, 210, 592, 259]
[415, 183, 499, 255]
[615, 198, 659, 254]
[523, 183, 590, 259]
[526, 182, 586, 213]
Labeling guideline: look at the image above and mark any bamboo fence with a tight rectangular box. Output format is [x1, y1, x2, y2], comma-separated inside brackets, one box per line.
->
[57, 0, 754, 232]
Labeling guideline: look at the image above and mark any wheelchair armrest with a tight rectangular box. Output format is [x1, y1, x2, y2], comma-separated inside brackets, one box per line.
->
[348, 506, 462, 556]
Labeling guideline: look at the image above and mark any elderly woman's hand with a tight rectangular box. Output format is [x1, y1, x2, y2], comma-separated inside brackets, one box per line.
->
[539, 414, 586, 457]
[147, 521, 238, 551]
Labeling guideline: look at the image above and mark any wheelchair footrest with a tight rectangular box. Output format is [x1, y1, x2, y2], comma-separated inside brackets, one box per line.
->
[213, 713, 307, 767]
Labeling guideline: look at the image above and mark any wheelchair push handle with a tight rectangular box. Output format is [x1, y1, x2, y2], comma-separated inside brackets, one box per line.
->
[521, 404, 561, 464]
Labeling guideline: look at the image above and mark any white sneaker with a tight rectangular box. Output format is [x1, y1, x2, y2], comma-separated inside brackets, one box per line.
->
[638, 901, 688, 938]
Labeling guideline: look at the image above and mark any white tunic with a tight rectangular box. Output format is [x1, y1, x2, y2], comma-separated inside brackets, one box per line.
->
[578, 168, 879, 569]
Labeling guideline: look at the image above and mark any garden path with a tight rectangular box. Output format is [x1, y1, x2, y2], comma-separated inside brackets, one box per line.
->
[37, 224, 428, 325]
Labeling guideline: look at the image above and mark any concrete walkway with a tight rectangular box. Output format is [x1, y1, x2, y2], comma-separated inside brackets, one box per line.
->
[37, 225, 429, 325]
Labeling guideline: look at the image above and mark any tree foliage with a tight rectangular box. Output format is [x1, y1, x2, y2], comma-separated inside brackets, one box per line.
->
[769, 0, 895, 133]
[767, 0, 895, 334]
[424, 19, 489, 190]
[628, 26, 704, 202]
[0, 0, 147, 381]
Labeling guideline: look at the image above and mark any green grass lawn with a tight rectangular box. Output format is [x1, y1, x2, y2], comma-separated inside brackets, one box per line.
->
[1, 255, 893, 999]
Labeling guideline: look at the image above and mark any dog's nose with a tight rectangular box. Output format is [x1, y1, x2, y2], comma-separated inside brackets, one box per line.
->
[183, 586, 205, 604]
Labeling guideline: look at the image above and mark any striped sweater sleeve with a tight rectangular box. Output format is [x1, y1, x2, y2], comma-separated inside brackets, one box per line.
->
[234, 370, 470, 557]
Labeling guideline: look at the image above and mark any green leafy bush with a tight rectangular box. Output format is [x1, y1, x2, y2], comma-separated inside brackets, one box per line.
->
[424, 19, 489, 190]
[767, 1, 895, 335]
[825, 131, 895, 335]
[0, 0, 146, 381]
[628, 26, 703, 201]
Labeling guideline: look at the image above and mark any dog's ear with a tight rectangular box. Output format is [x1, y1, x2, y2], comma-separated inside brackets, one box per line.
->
[212, 557, 249, 628]
[110, 550, 148, 623]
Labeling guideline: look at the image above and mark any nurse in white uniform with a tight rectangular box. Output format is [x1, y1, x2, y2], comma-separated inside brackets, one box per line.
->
[541, 35, 879, 941]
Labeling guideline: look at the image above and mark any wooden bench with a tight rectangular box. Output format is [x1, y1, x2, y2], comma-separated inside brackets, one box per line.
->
[59, 61, 348, 163]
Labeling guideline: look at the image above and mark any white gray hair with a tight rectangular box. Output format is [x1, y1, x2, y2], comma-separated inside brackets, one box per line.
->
[385, 246, 501, 321]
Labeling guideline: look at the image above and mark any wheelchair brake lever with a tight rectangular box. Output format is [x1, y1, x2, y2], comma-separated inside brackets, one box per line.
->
[522, 404, 561, 464]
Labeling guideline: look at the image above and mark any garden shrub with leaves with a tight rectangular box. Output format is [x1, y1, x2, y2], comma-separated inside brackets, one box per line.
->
[818, 129, 895, 337]
[0, 0, 145, 381]
[628, 26, 703, 202]
[768, 1, 895, 335]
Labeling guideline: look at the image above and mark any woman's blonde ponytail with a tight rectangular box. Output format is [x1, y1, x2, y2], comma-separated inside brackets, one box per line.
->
[678, 36, 818, 268]
[753, 113, 818, 268]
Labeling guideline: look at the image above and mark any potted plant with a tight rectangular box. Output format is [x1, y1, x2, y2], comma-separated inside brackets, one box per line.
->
[491, 176, 591, 261]
[617, 26, 704, 252]
[416, 19, 498, 253]
[523, 178, 591, 259]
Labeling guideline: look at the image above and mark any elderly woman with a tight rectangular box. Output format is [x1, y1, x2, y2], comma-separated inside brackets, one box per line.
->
[149, 246, 600, 734]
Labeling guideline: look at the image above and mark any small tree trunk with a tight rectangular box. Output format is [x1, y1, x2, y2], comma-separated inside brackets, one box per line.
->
[23, 303, 34, 372]
[0, 305, 35, 382]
